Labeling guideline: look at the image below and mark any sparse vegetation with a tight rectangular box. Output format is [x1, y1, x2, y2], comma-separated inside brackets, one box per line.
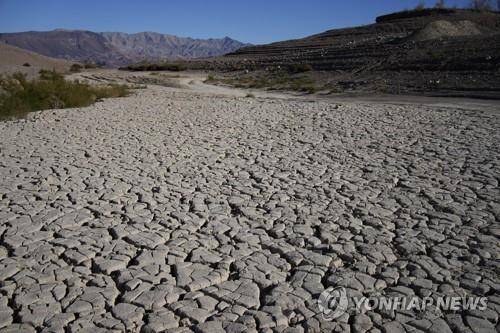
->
[428, 49, 447, 61]
[126, 73, 184, 88]
[287, 63, 313, 74]
[123, 62, 187, 72]
[84, 63, 98, 69]
[70, 63, 83, 72]
[205, 73, 322, 94]
[149, 72, 182, 78]
[83, 63, 99, 69]
[326, 85, 340, 94]
[0, 70, 129, 120]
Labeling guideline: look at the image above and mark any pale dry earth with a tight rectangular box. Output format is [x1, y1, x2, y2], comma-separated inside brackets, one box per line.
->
[0, 72, 499, 333]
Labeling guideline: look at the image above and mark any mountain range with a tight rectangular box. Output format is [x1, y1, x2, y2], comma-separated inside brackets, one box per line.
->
[0, 30, 249, 67]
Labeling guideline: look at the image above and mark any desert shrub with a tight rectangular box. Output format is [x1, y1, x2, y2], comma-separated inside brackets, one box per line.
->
[288, 63, 313, 73]
[248, 78, 270, 88]
[22, 62, 31, 67]
[84, 63, 98, 69]
[0, 71, 129, 120]
[70, 63, 83, 72]
[39, 69, 64, 81]
[325, 85, 340, 94]
[124, 62, 187, 72]
[203, 73, 320, 94]
[288, 77, 317, 93]
[164, 63, 187, 71]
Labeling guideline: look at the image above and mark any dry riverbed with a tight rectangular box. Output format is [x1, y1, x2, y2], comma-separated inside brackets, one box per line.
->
[0, 72, 499, 332]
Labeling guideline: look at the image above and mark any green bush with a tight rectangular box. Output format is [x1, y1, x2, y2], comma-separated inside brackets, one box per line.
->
[123, 62, 188, 72]
[39, 69, 64, 80]
[0, 71, 129, 120]
[288, 63, 313, 74]
[70, 63, 83, 72]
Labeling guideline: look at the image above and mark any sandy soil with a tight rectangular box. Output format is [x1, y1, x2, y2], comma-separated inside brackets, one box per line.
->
[0, 70, 499, 333]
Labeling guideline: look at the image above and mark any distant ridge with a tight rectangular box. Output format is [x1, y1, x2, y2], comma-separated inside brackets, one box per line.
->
[100, 32, 249, 61]
[0, 30, 250, 67]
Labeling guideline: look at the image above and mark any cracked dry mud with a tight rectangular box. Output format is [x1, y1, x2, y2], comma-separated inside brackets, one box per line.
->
[0, 82, 499, 333]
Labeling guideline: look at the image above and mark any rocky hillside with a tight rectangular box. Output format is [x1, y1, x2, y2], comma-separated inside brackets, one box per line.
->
[0, 30, 248, 67]
[197, 9, 500, 98]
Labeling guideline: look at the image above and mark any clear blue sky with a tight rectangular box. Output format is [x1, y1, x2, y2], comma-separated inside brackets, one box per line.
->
[0, 0, 471, 44]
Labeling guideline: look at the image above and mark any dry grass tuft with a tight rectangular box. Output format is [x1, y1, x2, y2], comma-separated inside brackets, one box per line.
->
[0, 70, 129, 120]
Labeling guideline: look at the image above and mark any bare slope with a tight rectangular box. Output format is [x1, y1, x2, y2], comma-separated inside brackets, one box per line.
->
[0, 42, 76, 77]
